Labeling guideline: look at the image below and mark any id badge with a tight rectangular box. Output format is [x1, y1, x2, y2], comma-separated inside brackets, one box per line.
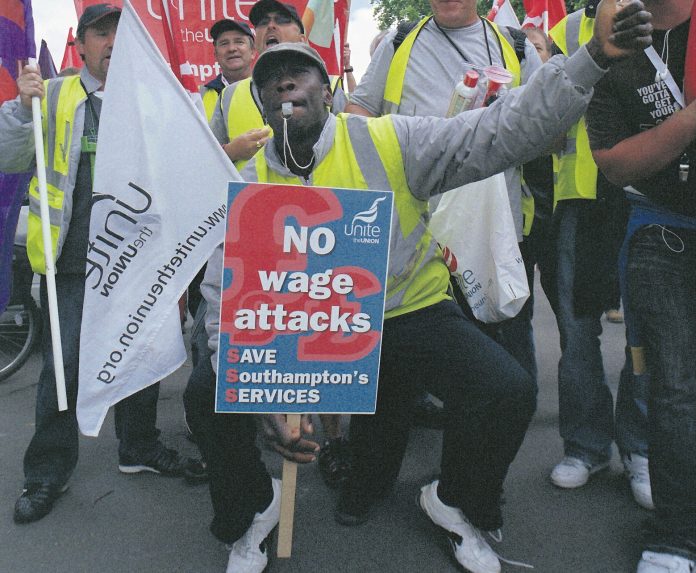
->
[81, 135, 98, 183]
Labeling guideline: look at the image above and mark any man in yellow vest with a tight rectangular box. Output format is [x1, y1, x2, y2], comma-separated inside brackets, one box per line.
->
[0, 4, 194, 525]
[193, 5, 654, 569]
[200, 19, 256, 122]
[209, 0, 347, 170]
[346, 0, 543, 403]
[548, 7, 652, 511]
[202, 0, 351, 490]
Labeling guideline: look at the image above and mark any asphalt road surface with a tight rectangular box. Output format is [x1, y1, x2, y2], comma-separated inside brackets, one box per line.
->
[0, 276, 649, 573]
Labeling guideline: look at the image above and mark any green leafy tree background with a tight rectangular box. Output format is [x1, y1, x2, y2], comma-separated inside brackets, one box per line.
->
[371, 0, 587, 29]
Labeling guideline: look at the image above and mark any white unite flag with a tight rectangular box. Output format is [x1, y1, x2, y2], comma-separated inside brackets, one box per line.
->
[77, 0, 240, 436]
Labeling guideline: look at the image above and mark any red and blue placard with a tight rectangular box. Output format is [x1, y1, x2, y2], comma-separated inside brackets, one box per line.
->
[215, 182, 393, 414]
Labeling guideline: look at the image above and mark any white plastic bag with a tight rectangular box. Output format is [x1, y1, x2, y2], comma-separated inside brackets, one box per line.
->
[429, 173, 529, 323]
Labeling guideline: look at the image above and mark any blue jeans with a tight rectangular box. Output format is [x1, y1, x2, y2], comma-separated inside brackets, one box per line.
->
[23, 274, 161, 487]
[555, 200, 647, 464]
[628, 225, 696, 560]
[615, 346, 650, 457]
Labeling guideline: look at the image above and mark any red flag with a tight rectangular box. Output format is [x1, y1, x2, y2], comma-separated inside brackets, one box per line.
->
[684, 2, 696, 105]
[487, 0, 521, 28]
[73, 0, 347, 85]
[60, 27, 83, 71]
[522, 0, 566, 31]
[158, 0, 198, 95]
[0, 0, 35, 102]
[0, 65, 16, 103]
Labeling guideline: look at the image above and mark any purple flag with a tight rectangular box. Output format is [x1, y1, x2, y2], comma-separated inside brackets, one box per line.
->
[0, 173, 31, 310]
[0, 0, 36, 313]
[38, 39, 57, 79]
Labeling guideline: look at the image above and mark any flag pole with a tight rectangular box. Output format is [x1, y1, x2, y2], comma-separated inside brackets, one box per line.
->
[28, 58, 67, 412]
[158, 0, 204, 113]
[343, 0, 351, 79]
[543, 0, 549, 33]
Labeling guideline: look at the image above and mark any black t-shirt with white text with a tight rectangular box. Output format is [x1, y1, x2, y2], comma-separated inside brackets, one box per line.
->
[586, 19, 696, 217]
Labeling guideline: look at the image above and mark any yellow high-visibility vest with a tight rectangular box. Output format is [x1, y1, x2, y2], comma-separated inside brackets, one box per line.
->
[26, 75, 87, 274]
[201, 86, 221, 122]
[383, 16, 522, 114]
[248, 114, 451, 318]
[549, 10, 598, 202]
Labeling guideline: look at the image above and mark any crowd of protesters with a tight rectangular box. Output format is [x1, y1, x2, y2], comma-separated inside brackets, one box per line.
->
[1, 1, 695, 572]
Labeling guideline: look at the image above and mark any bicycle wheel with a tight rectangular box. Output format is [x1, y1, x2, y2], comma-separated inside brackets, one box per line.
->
[0, 299, 40, 382]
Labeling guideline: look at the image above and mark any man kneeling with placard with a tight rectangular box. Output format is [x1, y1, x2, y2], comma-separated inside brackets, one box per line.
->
[190, 4, 653, 570]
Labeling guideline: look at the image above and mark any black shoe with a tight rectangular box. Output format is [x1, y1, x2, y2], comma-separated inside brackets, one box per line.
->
[412, 394, 445, 430]
[334, 493, 370, 526]
[335, 477, 395, 527]
[14, 482, 68, 524]
[118, 444, 191, 477]
[318, 438, 351, 489]
[183, 459, 208, 485]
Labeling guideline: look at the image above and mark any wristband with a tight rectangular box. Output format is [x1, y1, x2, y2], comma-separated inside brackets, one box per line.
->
[344, 66, 354, 73]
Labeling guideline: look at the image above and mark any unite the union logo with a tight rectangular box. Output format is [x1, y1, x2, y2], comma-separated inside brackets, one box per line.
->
[344, 196, 385, 244]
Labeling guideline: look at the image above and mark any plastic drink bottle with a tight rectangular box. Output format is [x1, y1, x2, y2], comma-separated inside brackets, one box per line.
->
[446, 70, 479, 117]
[482, 66, 513, 107]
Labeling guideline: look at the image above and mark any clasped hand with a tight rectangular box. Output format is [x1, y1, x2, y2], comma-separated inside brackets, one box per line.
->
[260, 414, 320, 463]
[589, 0, 653, 66]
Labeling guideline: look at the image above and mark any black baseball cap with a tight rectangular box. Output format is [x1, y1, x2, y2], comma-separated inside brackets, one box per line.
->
[249, 0, 304, 34]
[253, 42, 329, 88]
[76, 4, 121, 39]
[210, 19, 254, 42]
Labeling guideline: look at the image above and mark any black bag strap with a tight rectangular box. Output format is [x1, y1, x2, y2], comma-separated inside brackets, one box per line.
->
[585, 0, 598, 17]
[392, 20, 420, 52]
[503, 25, 528, 64]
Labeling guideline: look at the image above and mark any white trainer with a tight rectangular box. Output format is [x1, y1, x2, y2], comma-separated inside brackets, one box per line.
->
[419, 480, 501, 573]
[623, 454, 654, 510]
[637, 551, 696, 573]
[226, 478, 281, 573]
[550, 456, 609, 489]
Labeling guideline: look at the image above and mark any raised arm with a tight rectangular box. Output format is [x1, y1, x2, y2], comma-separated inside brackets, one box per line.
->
[397, 0, 652, 199]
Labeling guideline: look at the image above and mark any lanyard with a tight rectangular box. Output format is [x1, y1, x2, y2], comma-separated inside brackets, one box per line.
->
[80, 80, 101, 183]
[433, 17, 494, 68]
[644, 45, 685, 109]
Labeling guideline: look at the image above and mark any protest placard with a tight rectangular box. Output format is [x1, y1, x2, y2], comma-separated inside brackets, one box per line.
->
[216, 182, 393, 415]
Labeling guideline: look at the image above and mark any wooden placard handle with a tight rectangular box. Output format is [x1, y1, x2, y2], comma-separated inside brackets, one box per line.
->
[277, 414, 301, 558]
